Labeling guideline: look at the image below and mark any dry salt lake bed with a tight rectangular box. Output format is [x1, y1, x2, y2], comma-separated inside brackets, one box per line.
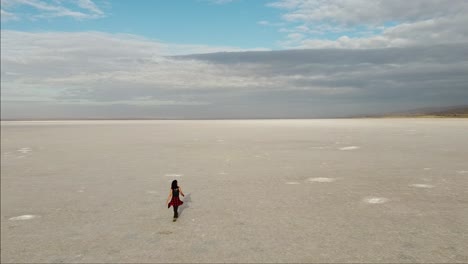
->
[1, 119, 468, 263]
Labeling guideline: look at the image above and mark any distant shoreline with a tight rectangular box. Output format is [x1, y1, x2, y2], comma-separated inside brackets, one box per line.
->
[2, 115, 468, 121]
[2, 105, 467, 121]
[358, 114, 468, 119]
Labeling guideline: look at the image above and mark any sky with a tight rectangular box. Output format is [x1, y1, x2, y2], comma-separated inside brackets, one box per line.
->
[1, 0, 468, 119]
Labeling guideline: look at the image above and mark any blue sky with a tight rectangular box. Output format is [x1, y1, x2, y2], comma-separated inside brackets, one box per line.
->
[1, 0, 396, 50]
[1, 0, 467, 118]
[2, 0, 287, 49]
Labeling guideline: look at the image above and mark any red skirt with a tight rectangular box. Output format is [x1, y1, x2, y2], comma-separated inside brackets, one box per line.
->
[168, 196, 184, 208]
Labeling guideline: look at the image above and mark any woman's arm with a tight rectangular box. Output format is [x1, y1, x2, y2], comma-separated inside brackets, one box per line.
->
[179, 187, 185, 197]
[166, 189, 173, 205]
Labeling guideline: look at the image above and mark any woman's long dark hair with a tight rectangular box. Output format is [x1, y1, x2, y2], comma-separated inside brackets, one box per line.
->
[171, 180, 178, 190]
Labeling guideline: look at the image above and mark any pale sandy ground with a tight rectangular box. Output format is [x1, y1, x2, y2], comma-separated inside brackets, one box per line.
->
[1, 119, 467, 263]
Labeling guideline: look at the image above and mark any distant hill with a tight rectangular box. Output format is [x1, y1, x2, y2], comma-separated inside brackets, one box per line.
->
[374, 105, 468, 118]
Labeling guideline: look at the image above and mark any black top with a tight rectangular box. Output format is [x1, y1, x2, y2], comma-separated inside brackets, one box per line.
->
[172, 188, 179, 198]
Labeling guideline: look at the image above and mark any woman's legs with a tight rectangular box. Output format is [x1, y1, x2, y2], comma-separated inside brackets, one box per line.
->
[173, 206, 178, 218]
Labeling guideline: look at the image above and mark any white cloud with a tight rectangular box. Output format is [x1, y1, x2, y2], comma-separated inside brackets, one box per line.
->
[293, 14, 468, 49]
[204, 0, 238, 4]
[269, 0, 468, 25]
[76, 0, 104, 16]
[257, 20, 285, 27]
[1, 0, 105, 21]
[2, 30, 468, 119]
[1, 9, 19, 21]
[268, 0, 468, 49]
[0, 30, 273, 107]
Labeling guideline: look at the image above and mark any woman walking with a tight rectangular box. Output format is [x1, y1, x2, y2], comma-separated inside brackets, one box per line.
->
[166, 180, 185, 222]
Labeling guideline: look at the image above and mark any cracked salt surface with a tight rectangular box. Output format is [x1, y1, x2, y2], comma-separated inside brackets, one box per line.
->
[165, 174, 182, 177]
[339, 146, 360, 150]
[363, 197, 389, 204]
[410, 184, 434, 188]
[9, 215, 39, 221]
[311, 146, 326, 149]
[306, 177, 336, 183]
[17, 147, 32, 154]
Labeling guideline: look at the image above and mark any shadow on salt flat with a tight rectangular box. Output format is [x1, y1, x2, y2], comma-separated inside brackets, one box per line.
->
[178, 193, 192, 217]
